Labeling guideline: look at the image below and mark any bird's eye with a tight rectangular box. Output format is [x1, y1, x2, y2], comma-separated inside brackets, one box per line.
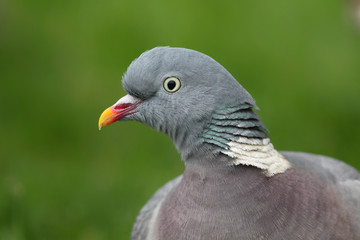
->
[163, 77, 181, 93]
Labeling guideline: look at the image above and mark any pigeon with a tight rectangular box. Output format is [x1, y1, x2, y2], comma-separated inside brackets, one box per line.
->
[98, 47, 360, 240]
[347, 0, 360, 30]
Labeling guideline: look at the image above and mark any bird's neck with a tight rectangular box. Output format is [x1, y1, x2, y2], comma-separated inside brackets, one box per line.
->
[173, 102, 291, 176]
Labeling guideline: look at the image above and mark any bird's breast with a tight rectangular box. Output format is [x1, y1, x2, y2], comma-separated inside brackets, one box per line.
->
[152, 166, 356, 240]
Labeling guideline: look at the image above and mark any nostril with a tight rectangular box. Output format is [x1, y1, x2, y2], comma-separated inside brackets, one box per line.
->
[114, 103, 132, 110]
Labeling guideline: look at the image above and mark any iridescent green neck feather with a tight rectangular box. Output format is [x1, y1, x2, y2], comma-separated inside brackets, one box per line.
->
[201, 103, 291, 176]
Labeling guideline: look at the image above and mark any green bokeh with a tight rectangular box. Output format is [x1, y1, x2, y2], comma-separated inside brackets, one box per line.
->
[1, 0, 359, 239]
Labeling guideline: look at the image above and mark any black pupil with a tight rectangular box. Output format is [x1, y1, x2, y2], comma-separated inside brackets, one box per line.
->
[167, 80, 176, 90]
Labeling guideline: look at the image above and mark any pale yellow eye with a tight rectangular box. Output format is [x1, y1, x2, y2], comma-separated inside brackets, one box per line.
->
[163, 77, 181, 93]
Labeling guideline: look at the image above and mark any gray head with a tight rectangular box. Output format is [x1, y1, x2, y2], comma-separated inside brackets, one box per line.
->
[99, 47, 260, 160]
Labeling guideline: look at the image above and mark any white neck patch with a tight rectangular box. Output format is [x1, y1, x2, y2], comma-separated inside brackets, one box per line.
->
[221, 137, 291, 176]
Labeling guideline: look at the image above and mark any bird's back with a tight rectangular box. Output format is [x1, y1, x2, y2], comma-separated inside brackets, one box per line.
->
[282, 151, 360, 228]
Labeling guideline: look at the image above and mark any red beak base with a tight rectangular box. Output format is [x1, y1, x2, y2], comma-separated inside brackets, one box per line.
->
[98, 94, 141, 130]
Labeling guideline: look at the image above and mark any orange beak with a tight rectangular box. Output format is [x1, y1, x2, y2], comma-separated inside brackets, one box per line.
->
[98, 107, 118, 130]
[98, 94, 141, 130]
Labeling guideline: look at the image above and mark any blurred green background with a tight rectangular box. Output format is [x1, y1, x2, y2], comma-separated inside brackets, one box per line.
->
[0, 0, 359, 239]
